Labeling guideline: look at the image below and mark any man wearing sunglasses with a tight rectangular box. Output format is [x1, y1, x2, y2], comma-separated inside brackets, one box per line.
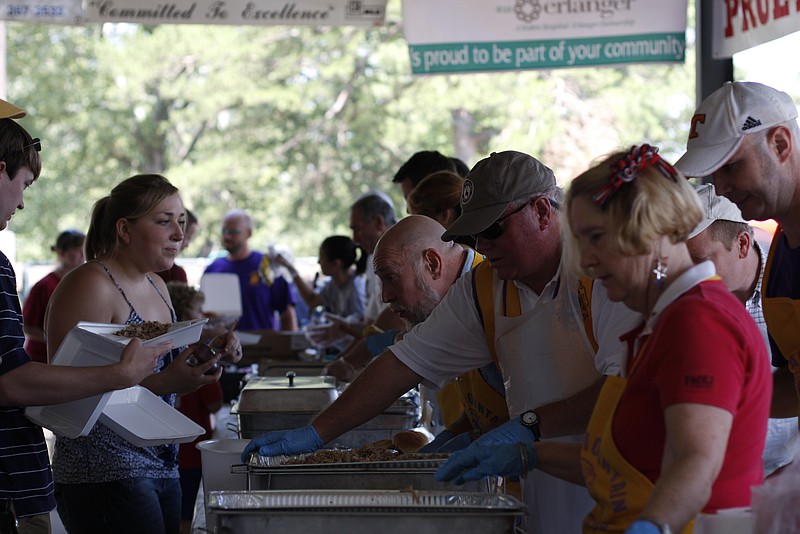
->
[243, 150, 640, 534]
[0, 100, 167, 534]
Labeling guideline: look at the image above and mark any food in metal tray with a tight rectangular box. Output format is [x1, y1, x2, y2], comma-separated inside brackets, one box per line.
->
[282, 439, 448, 465]
[114, 321, 170, 340]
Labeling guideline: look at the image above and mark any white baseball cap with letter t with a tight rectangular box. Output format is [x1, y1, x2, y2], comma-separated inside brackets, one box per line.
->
[675, 81, 798, 178]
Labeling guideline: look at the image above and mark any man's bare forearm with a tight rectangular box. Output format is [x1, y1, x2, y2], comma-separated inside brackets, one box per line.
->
[536, 377, 606, 438]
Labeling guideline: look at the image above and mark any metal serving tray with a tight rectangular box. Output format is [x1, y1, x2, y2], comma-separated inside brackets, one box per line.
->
[206, 490, 525, 534]
[239, 454, 487, 493]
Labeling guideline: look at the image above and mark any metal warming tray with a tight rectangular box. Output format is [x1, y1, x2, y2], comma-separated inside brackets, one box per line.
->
[236, 373, 338, 413]
[238, 453, 489, 493]
[232, 376, 422, 448]
[206, 490, 525, 534]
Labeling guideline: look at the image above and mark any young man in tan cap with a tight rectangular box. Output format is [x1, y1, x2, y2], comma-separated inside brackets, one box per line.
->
[675, 81, 800, 422]
[0, 99, 171, 533]
[687, 184, 800, 477]
[0, 98, 26, 120]
[243, 150, 641, 534]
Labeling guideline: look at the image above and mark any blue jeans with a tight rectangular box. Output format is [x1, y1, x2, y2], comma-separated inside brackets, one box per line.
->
[178, 468, 202, 521]
[55, 478, 181, 534]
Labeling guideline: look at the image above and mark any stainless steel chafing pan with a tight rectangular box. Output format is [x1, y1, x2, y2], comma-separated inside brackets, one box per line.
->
[237, 453, 488, 493]
[206, 490, 525, 534]
[231, 374, 422, 448]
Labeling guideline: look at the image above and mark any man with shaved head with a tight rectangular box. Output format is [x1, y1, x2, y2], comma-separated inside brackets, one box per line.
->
[374, 215, 471, 328]
[325, 216, 506, 447]
[373, 216, 508, 448]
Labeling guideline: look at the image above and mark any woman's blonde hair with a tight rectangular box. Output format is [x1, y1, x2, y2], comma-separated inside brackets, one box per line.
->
[565, 146, 703, 256]
[85, 174, 179, 260]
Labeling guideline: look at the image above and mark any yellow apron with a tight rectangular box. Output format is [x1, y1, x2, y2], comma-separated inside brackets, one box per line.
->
[581, 362, 693, 533]
[454, 367, 509, 435]
[434, 382, 465, 428]
[435, 250, 499, 431]
[762, 228, 800, 417]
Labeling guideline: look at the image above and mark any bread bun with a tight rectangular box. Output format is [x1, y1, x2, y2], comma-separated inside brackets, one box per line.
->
[392, 430, 431, 453]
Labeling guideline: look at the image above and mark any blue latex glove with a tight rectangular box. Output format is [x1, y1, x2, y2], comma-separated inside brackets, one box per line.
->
[240, 425, 324, 463]
[625, 520, 662, 534]
[472, 416, 535, 447]
[365, 329, 401, 357]
[435, 441, 537, 484]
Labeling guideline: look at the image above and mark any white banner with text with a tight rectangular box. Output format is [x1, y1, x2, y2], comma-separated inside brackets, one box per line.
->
[712, 0, 800, 58]
[83, 0, 386, 25]
[402, 0, 687, 75]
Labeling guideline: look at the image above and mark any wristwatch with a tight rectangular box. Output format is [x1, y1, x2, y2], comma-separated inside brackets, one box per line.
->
[519, 410, 542, 441]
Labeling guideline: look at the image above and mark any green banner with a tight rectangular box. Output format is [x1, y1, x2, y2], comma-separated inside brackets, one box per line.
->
[409, 32, 685, 74]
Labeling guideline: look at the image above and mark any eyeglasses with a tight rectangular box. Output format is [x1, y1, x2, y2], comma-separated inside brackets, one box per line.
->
[472, 197, 559, 241]
[473, 200, 534, 241]
[222, 228, 243, 235]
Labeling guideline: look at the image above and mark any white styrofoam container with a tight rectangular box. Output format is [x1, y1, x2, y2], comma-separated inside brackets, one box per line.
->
[99, 386, 204, 446]
[25, 319, 206, 440]
[200, 273, 242, 319]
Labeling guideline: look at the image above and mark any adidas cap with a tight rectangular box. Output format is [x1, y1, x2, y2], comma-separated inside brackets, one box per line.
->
[675, 81, 798, 178]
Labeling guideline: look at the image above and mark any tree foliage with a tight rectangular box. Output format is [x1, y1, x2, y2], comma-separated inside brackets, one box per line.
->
[5, 0, 696, 262]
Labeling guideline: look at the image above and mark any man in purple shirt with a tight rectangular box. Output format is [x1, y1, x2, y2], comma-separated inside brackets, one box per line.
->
[204, 209, 297, 331]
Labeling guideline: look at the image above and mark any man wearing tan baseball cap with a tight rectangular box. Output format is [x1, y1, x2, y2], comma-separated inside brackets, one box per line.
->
[0, 97, 26, 119]
[676, 81, 800, 425]
[242, 149, 642, 534]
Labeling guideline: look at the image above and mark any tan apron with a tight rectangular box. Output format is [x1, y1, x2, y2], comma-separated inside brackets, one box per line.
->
[762, 228, 800, 419]
[454, 368, 509, 434]
[494, 277, 600, 534]
[434, 381, 465, 428]
[582, 349, 694, 533]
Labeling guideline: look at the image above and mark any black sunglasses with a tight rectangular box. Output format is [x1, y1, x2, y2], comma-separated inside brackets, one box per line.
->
[473, 200, 534, 241]
[0, 138, 41, 166]
[21, 138, 42, 152]
[472, 197, 559, 241]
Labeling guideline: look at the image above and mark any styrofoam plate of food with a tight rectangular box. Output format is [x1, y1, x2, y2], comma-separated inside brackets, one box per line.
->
[25, 319, 206, 439]
[79, 318, 208, 349]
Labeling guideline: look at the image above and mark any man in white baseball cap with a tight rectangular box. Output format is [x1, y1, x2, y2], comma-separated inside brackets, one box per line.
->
[687, 184, 800, 475]
[676, 81, 800, 425]
[686, 184, 752, 301]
